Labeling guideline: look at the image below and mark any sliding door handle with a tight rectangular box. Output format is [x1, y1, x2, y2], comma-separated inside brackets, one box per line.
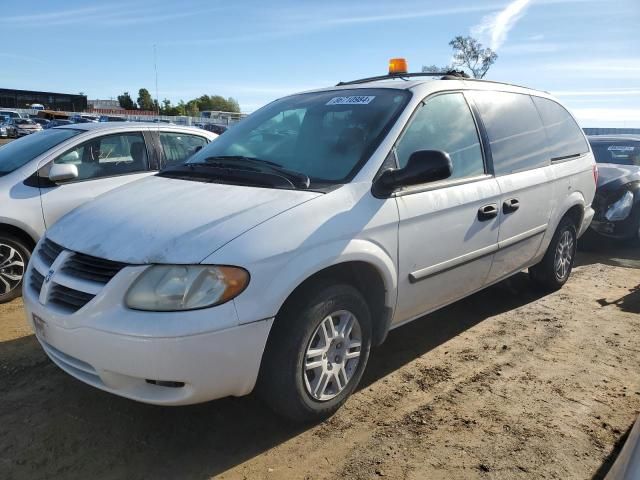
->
[503, 198, 520, 214]
[478, 203, 498, 221]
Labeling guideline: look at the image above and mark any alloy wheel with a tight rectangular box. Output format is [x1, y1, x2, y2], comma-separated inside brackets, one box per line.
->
[554, 230, 574, 281]
[0, 243, 26, 295]
[303, 310, 363, 401]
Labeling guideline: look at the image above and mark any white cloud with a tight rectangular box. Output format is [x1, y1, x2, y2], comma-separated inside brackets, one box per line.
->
[572, 108, 640, 124]
[552, 88, 640, 97]
[472, 0, 534, 50]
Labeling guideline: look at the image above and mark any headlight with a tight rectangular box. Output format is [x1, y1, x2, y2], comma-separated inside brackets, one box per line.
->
[125, 265, 249, 311]
[605, 190, 634, 222]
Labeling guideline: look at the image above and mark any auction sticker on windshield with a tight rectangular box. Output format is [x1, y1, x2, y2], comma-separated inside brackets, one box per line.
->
[326, 96, 375, 105]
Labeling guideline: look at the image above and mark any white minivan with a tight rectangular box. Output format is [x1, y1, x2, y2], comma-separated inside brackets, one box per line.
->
[23, 66, 596, 421]
[0, 123, 216, 302]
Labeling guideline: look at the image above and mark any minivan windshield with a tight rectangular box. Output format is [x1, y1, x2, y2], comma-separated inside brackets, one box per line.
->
[0, 128, 81, 176]
[590, 141, 640, 166]
[183, 89, 410, 187]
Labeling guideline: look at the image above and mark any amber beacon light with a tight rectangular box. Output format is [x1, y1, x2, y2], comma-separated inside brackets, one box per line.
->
[388, 58, 408, 75]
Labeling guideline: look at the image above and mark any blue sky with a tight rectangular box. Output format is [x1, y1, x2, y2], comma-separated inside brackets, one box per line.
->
[1, 0, 638, 127]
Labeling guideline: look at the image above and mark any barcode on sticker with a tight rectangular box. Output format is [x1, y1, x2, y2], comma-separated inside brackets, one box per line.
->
[326, 96, 375, 106]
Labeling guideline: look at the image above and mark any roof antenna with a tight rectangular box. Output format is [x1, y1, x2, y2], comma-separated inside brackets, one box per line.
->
[153, 44, 160, 116]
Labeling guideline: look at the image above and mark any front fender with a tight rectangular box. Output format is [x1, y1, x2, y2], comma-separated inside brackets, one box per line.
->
[227, 238, 398, 327]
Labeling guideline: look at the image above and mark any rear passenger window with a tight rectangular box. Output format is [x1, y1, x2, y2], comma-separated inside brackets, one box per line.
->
[396, 93, 484, 180]
[159, 132, 208, 166]
[471, 91, 548, 175]
[532, 97, 588, 160]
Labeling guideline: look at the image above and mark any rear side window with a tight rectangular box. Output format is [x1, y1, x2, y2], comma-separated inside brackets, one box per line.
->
[471, 91, 548, 175]
[532, 97, 588, 160]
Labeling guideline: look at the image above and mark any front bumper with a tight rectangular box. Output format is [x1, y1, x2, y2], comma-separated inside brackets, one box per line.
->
[23, 265, 273, 405]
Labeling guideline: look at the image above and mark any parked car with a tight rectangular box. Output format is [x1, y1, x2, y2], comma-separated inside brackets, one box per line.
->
[31, 118, 50, 128]
[23, 63, 596, 421]
[586, 135, 640, 243]
[44, 119, 73, 129]
[99, 115, 127, 122]
[0, 110, 24, 120]
[203, 123, 228, 135]
[0, 122, 217, 302]
[0, 119, 8, 138]
[69, 114, 99, 124]
[7, 118, 42, 138]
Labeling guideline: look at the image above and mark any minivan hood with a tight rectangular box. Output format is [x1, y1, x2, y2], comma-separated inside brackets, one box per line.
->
[46, 175, 322, 264]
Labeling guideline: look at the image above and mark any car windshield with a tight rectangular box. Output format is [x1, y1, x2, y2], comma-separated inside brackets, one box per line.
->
[590, 141, 640, 166]
[185, 88, 410, 186]
[16, 119, 34, 125]
[0, 128, 81, 176]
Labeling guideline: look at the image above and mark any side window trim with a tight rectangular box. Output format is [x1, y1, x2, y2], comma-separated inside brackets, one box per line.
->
[143, 130, 161, 170]
[463, 91, 495, 175]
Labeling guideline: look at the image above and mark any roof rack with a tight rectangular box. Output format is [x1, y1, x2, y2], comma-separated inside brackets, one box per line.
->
[336, 71, 537, 92]
[336, 71, 463, 87]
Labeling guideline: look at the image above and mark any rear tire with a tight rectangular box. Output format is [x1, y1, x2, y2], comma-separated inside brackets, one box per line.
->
[257, 282, 372, 423]
[0, 234, 30, 303]
[529, 217, 577, 292]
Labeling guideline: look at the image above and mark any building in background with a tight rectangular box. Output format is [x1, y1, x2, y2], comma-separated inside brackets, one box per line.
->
[87, 99, 123, 110]
[0, 88, 87, 111]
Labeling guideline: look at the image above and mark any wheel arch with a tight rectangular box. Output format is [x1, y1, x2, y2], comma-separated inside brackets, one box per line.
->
[272, 259, 395, 347]
[0, 222, 38, 251]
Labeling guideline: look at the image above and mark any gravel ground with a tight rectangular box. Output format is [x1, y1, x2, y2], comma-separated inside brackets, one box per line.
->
[0, 241, 638, 480]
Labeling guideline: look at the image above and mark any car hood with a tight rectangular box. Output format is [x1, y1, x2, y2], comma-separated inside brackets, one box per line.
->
[16, 124, 39, 129]
[597, 163, 640, 192]
[46, 175, 322, 264]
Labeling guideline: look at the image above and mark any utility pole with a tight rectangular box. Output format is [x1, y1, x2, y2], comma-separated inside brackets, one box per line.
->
[154, 44, 160, 115]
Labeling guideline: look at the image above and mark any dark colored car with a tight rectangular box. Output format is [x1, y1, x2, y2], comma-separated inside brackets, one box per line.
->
[588, 135, 640, 242]
[203, 123, 228, 135]
[31, 118, 50, 128]
[44, 119, 73, 129]
[99, 115, 127, 122]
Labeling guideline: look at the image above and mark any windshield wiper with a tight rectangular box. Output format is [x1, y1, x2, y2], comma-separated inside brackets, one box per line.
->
[196, 155, 311, 189]
[159, 162, 298, 189]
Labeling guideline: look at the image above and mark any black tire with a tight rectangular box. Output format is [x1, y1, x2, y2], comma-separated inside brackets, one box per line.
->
[529, 217, 577, 291]
[257, 282, 372, 423]
[0, 234, 31, 303]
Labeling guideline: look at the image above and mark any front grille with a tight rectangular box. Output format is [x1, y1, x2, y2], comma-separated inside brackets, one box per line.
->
[62, 252, 126, 283]
[30, 237, 129, 314]
[30, 269, 44, 293]
[38, 238, 63, 265]
[49, 284, 96, 312]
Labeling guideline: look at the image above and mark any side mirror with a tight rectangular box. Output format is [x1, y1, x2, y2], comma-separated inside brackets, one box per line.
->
[48, 163, 79, 183]
[373, 150, 453, 196]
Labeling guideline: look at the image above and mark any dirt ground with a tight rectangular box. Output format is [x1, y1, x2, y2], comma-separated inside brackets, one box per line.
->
[1, 241, 639, 480]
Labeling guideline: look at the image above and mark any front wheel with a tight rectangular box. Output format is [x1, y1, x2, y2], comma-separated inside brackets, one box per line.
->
[257, 283, 372, 422]
[529, 217, 577, 291]
[0, 235, 30, 303]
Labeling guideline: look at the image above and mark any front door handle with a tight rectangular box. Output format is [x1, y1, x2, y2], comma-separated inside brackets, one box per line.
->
[478, 203, 498, 221]
[503, 198, 520, 214]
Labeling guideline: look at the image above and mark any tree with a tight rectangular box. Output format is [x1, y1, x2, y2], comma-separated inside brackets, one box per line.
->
[117, 92, 136, 110]
[449, 36, 497, 79]
[191, 95, 241, 113]
[137, 88, 155, 111]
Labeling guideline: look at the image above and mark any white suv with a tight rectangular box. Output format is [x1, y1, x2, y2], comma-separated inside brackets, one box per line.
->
[0, 123, 216, 302]
[23, 70, 596, 422]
